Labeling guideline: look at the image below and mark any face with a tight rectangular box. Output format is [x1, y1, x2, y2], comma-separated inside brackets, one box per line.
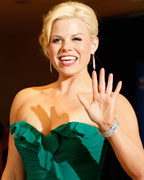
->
[47, 18, 98, 76]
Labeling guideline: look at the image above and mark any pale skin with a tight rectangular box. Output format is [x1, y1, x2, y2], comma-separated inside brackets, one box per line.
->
[2, 18, 144, 180]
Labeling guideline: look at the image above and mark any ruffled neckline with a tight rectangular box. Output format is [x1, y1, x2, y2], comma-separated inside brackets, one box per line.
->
[10, 121, 100, 139]
[10, 121, 105, 180]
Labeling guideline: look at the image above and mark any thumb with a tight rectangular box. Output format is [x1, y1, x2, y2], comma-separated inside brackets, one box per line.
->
[77, 93, 90, 113]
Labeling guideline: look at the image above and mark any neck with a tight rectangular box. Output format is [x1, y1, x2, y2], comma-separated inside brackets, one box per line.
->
[55, 69, 92, 95]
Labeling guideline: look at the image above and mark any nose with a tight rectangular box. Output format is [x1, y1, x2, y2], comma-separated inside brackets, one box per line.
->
[60, 40, 72, 52]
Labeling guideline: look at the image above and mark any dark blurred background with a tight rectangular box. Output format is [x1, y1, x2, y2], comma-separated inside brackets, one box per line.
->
[0, 0, 144, 179]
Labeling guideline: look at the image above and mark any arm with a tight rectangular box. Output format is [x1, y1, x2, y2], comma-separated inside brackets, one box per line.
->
[0, 140, 3, 175]
[1, 133, 26, 180]
[78, 68, 144, 180]
[1, 90, 27, 180]
[108, 94, 144, 179]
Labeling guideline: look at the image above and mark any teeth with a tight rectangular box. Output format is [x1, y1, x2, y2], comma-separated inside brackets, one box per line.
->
[63, 60, 75, 64]
[60, 56, 76, 61]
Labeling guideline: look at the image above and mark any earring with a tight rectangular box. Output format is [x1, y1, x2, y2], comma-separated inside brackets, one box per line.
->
[92, 54, 96, 70]
[50, 61, 53, 73]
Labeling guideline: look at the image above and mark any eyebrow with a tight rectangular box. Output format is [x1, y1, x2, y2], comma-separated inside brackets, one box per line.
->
[51, 33, 84, 38]
[71, 33, 84, 37]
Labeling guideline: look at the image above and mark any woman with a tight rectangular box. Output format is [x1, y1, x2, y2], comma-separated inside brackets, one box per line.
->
[2, 1, 144, 180]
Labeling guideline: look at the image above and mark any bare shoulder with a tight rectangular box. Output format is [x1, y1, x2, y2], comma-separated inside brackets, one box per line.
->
[116, 93, 136, 119]
[2, 87, 36, 179]
[9, 87, 36, 124]
[116, 93, 143, 148]
[9, 83, 56, 125]
[13, 87, 36, 104]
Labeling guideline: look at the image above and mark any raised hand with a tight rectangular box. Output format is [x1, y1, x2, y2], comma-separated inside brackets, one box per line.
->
[77, 68, 122, 132]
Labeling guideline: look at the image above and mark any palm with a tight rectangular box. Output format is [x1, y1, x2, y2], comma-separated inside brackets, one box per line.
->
[77, 68, 122, 130]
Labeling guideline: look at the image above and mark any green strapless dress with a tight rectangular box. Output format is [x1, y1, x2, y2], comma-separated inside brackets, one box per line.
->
[10, 121, 108, 180]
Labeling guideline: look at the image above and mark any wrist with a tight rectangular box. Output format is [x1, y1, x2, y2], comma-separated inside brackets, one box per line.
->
[98, 118, 116, 132]
[99, 118, 120, 138]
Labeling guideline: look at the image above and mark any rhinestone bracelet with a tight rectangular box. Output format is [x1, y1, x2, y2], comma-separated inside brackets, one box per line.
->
[99, 119, 120, 138]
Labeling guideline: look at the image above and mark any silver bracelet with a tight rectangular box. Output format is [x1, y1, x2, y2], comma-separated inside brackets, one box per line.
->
[99, 119, 120, 138]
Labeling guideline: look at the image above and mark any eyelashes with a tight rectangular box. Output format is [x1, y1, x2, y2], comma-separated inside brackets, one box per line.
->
[72, 37, 82, 41]
[52, 38, 61, 43]
[52, 37, 82, 43]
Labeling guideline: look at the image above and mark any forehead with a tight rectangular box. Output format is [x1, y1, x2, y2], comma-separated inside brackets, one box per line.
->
[51, 18, 90, 36]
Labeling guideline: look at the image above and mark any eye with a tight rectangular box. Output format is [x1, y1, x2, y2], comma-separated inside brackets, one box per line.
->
[52, 38, 62, 43]
[72, 37, 82, 41]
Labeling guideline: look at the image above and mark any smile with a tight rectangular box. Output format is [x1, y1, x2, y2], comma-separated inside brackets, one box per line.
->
[58, 55, 78, 66]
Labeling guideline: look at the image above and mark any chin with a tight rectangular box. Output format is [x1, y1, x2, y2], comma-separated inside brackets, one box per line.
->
[58, 67, 88, 78]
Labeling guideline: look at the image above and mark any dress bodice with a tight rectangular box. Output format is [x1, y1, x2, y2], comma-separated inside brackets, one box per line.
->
[10, 121, 108, 180]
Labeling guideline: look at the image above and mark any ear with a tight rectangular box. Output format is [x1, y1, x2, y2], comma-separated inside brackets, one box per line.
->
[90, 37, 99, 54]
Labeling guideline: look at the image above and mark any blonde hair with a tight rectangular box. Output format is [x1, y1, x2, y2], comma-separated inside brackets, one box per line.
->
[39, 1, 99, 57]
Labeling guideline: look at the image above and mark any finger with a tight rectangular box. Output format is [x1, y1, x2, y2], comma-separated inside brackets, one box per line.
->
[112, 81, 122, 99]
[106, 73, 113, 95]
[92, 71, 98, 100]
[99, 68, 105, 93]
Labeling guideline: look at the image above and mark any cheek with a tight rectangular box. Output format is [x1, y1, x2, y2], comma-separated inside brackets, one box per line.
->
[79, 46, 92, 57]
[78, 46, 91, 64]
[47, 46, 58, 59]
[78, 41, 92, 54]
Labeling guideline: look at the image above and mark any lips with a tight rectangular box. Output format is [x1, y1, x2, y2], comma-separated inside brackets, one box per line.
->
[59, 55, 77, 61]
[58, 55, 78, 66]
